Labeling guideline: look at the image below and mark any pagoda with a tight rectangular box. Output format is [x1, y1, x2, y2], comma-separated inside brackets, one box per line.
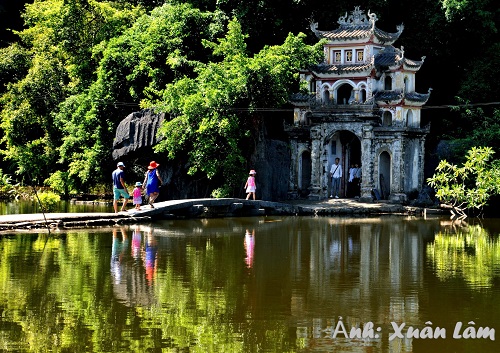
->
[286, 7, 431, 202]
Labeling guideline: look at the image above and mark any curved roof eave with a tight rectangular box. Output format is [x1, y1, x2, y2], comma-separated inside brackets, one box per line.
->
[404, 89, 432, 105]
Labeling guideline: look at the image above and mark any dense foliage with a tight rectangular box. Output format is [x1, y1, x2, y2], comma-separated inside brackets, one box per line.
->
[0, 0, 499, 195]
[147, 19, 324, 196]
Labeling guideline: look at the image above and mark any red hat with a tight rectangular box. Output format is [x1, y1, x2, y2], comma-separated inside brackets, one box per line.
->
[148, 161, 160, 170]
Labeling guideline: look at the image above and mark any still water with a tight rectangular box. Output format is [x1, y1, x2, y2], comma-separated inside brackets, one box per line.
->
[0, 200, 111, 215]
[1, 216, 500, 352]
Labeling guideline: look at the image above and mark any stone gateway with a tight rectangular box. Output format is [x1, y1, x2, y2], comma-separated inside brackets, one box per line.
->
[286, 7, 431, 202]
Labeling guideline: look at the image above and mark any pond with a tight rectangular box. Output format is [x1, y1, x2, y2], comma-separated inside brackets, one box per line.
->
[1, 216, 500, 352]
[0, 200, 111, 215]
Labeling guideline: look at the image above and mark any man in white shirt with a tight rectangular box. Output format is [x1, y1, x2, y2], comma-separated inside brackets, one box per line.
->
[330, 158, 342, 198]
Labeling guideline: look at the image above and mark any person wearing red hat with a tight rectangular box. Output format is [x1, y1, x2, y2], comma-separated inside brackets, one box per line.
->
[143, 161, 163, 208]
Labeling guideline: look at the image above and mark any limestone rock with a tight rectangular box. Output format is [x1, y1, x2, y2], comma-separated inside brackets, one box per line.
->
[112, 109, 164, 160]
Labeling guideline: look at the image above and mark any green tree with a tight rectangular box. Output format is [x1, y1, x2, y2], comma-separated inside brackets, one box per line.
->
[149, 18, 324, 196]
[0, 0, 143, 184]
[427, 146, 500, 219]
[52, 3, 221, 189]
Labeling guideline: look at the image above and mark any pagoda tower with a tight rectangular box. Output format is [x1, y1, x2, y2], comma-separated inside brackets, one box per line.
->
[286, 7, 431, 202]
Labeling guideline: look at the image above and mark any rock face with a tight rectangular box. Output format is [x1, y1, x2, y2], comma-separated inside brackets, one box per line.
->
[112, 110, 291, 202]
[112, 109, 164, 160]
[252, 139, 291, 201]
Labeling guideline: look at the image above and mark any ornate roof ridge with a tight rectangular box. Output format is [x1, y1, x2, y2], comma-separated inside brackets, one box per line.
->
[310, 7, 403, 44]
[337, 6, 376, 28]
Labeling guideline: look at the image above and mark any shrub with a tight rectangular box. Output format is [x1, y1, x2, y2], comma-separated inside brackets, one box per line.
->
[36, 191, 61, 213]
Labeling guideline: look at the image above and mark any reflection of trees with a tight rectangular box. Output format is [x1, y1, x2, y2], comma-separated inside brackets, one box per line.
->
[0, 224, 294, 352]
[6, 218, 497, 352]
[427, 225, 500, 288]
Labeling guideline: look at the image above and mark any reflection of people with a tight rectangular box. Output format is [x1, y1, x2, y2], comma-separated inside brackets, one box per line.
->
[330, 158, 342, 198]
[143, 229, 158, 285]
[111, 227, 129, 284]
[143, 161, 163, 208]
[133, 182, 143, 210]
[244, 170, 257, 200]
[244, 229, 255, 268]
[112, 162, 129, 213]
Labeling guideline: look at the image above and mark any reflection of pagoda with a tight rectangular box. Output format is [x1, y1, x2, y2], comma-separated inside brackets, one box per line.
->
[287, 7, 431, 202]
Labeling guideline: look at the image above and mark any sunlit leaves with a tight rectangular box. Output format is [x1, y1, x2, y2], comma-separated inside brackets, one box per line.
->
[428, 146, 500, 217]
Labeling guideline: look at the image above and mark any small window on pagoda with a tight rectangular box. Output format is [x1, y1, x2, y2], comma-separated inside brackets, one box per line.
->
[404, 76, 409, 92]
[345, 51, 353, 62]
[310, 79, 316, 93]
[356, 50, 364, 62]
[323, 89, 330, 104]
[334, 51, 341, 63]
[383, 111, 392, 127]
[359, 89, 366, 103]
[384, 76, 392, 90]
[407, 110, 415, 127]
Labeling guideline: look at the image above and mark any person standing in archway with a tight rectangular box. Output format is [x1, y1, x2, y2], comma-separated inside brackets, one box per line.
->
[330, 158, 342, 198]
[143, 161, 163, 208]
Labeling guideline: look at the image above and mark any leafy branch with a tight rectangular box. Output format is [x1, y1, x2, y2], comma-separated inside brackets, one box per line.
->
[427, 146, 500, 219]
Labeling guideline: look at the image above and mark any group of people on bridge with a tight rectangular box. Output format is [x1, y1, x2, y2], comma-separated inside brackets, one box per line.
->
[112, 161, 163, 213]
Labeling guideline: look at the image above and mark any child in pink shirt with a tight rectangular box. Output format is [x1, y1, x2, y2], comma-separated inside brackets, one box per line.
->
[244, 170, 256, 200]
[133, 182, 143, 210]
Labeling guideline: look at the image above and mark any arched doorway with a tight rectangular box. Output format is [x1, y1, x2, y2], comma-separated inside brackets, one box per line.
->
[379, 151, 391, 199]
[298, 151, 311, 197]
[326, 130, 361, 198]
[337, 84, 353, 105]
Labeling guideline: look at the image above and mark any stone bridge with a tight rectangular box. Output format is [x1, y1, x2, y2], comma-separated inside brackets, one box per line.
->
[0, 197, 421, 231]
[133, 198, 298, 218]
[0, 198, 303, 231]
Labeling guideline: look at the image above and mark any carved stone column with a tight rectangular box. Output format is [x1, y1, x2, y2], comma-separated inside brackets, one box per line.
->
[308, 127, 322, 200]
[389, 137, 407, 203]
[359, 125, 375, 202]
[288, 139, 299, 199]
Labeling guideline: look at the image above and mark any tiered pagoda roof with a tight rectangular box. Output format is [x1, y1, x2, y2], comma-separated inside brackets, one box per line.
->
[372, 88, 432, 106]
[309, 58, 374, 76]
[375, 46, 425, 71]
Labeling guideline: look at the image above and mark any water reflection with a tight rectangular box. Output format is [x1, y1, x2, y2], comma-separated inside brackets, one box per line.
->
[0, 199, 111, 215]
[244, 229, 255, 268]
[144, 227, 158, 285]
[1, 217, 500, 352]
[427, 224, 500, 288]
[111, 225, 158, 307]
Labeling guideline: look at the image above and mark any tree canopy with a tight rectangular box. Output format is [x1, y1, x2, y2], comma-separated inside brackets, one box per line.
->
[0, 0, 499, 195]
